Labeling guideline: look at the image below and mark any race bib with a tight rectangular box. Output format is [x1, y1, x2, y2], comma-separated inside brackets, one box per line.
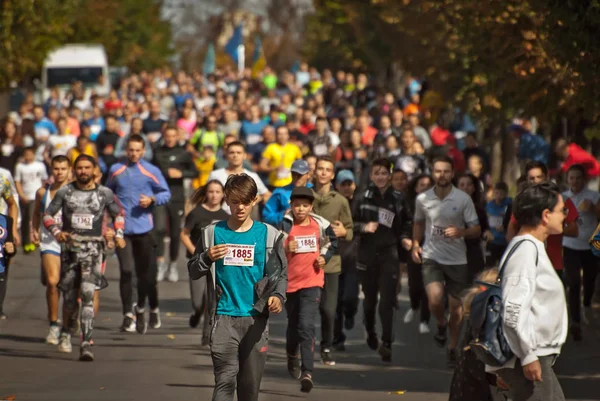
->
[246, 135, 261, 145]
[432, 225, 445, 238]
[313, 143, 328, 156]
[488, 216, 503, 229]
[223, 244, 255, 267]
[90, 124, 102, 135]
[276, 168, 291, 180]
[378, 208, 395, 228]
[295, 235, 318, 253]
[54, 215, 63, 226]
[71, 213, 93, 230]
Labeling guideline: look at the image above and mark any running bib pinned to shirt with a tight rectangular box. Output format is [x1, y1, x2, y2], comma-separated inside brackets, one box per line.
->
[313, 143, 328, 156]
[432, 225, 445, 237]
[276, 168, 291, 179]
[223, 244, 255, 267]
[488, 216, 503, 229]
[295, 235, 318, 253]
[378, 208, 395, 228]
[71, 213, 94, 230]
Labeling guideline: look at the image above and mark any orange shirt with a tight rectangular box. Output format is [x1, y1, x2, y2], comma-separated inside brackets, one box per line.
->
[285, 217, 324, 293]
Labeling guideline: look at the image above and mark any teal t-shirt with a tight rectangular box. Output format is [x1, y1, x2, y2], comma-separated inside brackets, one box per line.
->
[214, 220, 267, 316]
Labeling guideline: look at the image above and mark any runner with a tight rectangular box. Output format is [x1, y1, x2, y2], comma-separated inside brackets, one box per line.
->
[31, 155, 71, 346]
[282, 186, 338, 393]
[42, 154, 126, 361]
[0, 171, 20, 320]
[353, 158, 412, 362]
[187, 173, 286, 401]
[106, 134, 171, 334]
[411, 155, 481, 367]
[180, 179, 229, 345]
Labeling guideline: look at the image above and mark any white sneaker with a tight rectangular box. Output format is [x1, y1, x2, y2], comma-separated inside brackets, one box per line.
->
[46, 325, 61, 345]
[418, 322, 431, 334]
[403, 308, 416, 323]
[156, 260, 168, 282]
[167, 262, 179, 283]
[58, 332, 72, 353]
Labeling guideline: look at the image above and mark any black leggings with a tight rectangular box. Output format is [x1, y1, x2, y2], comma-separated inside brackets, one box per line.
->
[564, 247, 598, 324]
[407, 261, 430, 323]
[0, 261, 10, 314]
[153, 201, 184, 261]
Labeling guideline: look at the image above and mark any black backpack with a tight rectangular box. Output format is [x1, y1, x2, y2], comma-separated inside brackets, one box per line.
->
[469, 239, 538, 367]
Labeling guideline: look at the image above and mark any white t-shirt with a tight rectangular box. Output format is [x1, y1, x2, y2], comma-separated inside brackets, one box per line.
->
[48, 134, 77, 157]
[562, 188, 600, 250]
[208, 168, 268, 214]
[414, 186, 480, 265]
[15, 161, 48, 200]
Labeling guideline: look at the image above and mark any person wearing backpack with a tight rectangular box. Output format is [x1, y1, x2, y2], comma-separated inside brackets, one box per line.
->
[489, 182, 568, 401]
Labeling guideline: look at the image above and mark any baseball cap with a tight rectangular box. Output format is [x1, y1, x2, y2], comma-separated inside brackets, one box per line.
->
[335, 170, 355, 185]
[291, 160, 310, 175]
[290, 186, 315, 201]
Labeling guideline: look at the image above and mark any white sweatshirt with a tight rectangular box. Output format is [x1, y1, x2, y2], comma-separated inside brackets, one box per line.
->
[487, 234, 568, 372]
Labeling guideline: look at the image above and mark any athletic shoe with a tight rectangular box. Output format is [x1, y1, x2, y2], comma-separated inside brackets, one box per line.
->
[189, 312, 201, 328]
[135, 306, 147, 334]
[403, 308, 416, 323]
[0, 312, 7, 320]
[320, 349, 335, 366]
[58, 332, 72, 353]
[167, 262, 179, 283]
[156, 260, 168, 282]
[79, 344, 94, 362]
[434, 324, 447, 347]
[46, 325, 61, 345]
[120, 315, 135, 332]
[378, 342, 392, 362]
[149, 308, 161, 329]
[366, 332, 379, 350]
[344, 315, 355, 331]
[419, 322, 431, 334]
[447, 348, 457, 368]
[287, 354, 301, 379]
[300, 372, 313, 393]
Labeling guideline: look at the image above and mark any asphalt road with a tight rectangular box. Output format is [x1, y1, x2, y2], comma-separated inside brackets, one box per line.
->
[1, 249, 599, 401]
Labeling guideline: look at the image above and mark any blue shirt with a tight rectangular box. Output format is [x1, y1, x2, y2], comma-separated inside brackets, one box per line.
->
[34, 118, 57, 138]
[214, 221, 267, 317]
[518, 132, 549, 164]
[486, 197, 512, 245]
[85, 117, 105, 141]
[263, 182, 313, 228]
[240, 120, 267, 157]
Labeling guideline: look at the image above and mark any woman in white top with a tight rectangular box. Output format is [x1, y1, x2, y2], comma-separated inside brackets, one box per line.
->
[494, 181, 568, 401]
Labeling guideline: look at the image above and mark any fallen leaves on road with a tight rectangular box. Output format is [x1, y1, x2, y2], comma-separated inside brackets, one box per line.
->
[166, 312, 175, 317]
[1, 396, 17, 400]
[99, 387, 105, 391]
[387, 391, 406, 395]
[167, 334, 176, 340]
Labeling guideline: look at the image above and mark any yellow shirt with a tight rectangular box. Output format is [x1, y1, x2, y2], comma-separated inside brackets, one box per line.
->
[192, 156, 216, 189]
[262, 142, 302, 187]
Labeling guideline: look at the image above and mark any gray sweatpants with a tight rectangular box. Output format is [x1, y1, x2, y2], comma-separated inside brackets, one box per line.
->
[210, 314, 269, 401]
[497, 355, 565, 401]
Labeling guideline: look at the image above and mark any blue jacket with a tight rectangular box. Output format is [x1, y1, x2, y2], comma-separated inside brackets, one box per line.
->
[106, 160, 171, 235]
[263, 183, 313, 228]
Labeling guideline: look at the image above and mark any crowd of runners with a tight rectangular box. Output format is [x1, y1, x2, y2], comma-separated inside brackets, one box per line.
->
[1, 64, 600, 401]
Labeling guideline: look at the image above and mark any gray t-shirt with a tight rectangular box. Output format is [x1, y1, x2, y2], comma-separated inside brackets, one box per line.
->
[562, 188, 600, 250]
[414, 186, 479, 265]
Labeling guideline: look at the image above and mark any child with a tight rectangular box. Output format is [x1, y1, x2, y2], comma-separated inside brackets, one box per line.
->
[391, 169, 408, 195]
[0, 213, 16, 319]
[282, 186, 338, 393]
[181, 180, 229, 345]
[192, 145, 217, 190]
[484, 182, 512, 267]
[187, 173, 287, 401]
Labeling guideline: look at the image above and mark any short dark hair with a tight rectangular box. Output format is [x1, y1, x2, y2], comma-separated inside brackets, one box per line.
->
[23, 146, 36, 153]
[513, 182, 561, 227]
[227, 141, 246, 152]
[316, 155, 335, 168]
[371, 158, 392, 174]
[51, 155, 70, 166]
[392, 168, 408, 177]
[432, 155, 454, 170]
[566, 164, 586, 178]
[127, 134, 146, 147]
[494, 181, 509, 192]
[74, 154, 97, 168]
[164, 125, 178, 134]
[224, 173, 257, 204]
[525, 160, 548, 177]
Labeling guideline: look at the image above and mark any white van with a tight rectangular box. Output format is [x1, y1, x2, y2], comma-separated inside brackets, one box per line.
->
[42, 44, 110, 101]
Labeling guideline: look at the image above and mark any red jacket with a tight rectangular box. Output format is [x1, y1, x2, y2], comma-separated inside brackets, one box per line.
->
[561, 143, 600, 177]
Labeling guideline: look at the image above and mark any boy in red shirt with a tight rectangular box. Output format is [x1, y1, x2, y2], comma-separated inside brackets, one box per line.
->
[282, 186, 338, 393]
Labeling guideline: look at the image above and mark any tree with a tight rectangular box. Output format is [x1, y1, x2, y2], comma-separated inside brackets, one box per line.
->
[0, 0, 79, 88]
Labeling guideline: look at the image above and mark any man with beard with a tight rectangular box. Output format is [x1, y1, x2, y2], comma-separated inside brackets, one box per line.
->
[411, 156, 481, 368]
[43, 154, 126, 362]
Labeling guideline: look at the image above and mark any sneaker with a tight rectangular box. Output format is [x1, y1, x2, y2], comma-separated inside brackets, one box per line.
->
[300, 372, 314, 393]
[447, 348, 457, 368]
[403, 308, 416, 323]
[571, 324, 582, 342]
[167, 262, 179, 283]
[46, 325, 61, 345]
[0, 312, 6, 320]
[419, 322, 431, 334]
[58, 332, 72, 353]
[149, 308, 161, 329]
[378, 342, 392, 362]
[156, 260, 168, 282]
[189, 312, 201, 328]
[366, 332, 379, 350]
[120, 314, 136, 333]
[344, 315, 355, 331]
[135, 307, 147, 334]
[79, 344, 94, 362]
[287, 354, 301, 379]
[321, 349, 335, 366]
[434, 324, 448, 347]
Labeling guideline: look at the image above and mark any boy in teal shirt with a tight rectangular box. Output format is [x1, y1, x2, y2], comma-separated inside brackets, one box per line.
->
[188, 173, 287, 401]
